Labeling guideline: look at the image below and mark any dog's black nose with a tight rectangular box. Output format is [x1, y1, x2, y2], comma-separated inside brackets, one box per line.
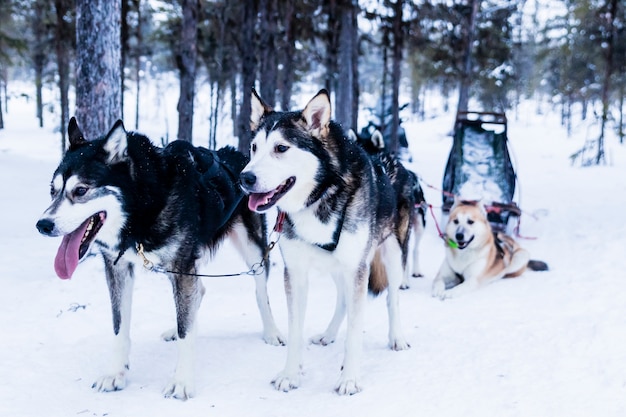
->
[455, 232, 464, 242]
[240, 171, 257, 189]
[36, 218, 55, 236]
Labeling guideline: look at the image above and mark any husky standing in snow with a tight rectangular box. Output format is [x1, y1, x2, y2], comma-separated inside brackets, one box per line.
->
[240, 89, 411, 395]
[36, 118, 283, 399]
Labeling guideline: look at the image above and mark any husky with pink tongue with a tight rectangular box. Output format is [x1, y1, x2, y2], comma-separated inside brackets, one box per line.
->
[36, 117, 283, 400]
[240, 89, 411, 396]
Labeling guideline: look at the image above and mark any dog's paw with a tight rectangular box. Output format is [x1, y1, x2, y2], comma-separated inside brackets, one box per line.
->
[263, 330, 286, 346]
[92, 371, 127, 392]
[412, 272, 424, 278]
[431, 279, 447, 299]
[335, 377, 362, 395]
[161, 328, 178, 342]
[310, 332, 336, 346]
[272, 371, 300, 392]
[399, 279, 410, 290]
[163, 379, 195, 401]
[389, 337, 411, 351]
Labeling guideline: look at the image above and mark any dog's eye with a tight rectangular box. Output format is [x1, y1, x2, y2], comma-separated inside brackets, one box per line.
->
[275, 144, 289, 153]
[453, 219, 459, 225]
[467, 219, 474, 225]
[74, 186, 89, 197]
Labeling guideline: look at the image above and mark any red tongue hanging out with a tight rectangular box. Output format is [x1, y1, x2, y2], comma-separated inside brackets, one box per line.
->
[54, 212, 106, 279]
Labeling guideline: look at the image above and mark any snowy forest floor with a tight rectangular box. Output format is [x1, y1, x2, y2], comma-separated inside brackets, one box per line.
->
[0, 86, 625, 417]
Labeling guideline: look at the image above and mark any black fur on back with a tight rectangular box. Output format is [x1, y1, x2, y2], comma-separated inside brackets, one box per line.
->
[354, 129, 427, 228]
[58, 130, 258, 268]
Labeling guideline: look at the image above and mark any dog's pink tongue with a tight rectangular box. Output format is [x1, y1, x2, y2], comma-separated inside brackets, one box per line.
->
[248, 192, 274, 212]
[54, 220, 89, 279]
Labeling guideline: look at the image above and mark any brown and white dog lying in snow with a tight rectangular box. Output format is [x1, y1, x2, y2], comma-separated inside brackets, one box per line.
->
[432, 199, 547, 299]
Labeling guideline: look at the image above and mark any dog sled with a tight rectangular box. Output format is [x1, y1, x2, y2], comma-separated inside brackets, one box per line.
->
[442, 111, 521, 233]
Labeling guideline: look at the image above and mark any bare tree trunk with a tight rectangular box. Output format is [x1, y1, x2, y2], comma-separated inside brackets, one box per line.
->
[324, 0, 340, 95]
[34, 62, 44, 128]
[280, 1, 295, 111]
[231, 74, 237, 137]
[259, 0, 278, 106]
[389, 0, 403, 153]
[2, 73, 7, 113]
[32, 0, 47, 128]
[237, 0, 258, 153]
[456, 0, 479, 116]
[55, 0, 73, 150]
[75, 0, 121, 141]
[0, 77, 3, 130]
[566, 92, 572, 137]
[596, 0, 618, 164]
[134, 0, 141, 130]
[380, 31, 389, 127]
[618, 82, 624, 144]
[176, 0, 198, 142]
[121, 0, 129, 117]
[209, 81, 220, 150]
[350, 4, 359, 130]
[335, 0, 358, 131]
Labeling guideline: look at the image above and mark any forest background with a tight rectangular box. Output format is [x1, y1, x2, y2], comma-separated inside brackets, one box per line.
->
[0, 0, 624, 165]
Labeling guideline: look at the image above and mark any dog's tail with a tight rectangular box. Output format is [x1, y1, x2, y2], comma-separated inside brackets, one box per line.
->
[528, 259, 549, 271]
[368, 249, 389, 296]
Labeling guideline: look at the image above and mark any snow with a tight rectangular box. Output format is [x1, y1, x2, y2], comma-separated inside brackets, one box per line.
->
[1, 87, 625, 417]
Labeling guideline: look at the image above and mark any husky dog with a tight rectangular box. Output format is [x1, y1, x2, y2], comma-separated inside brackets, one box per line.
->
[36, 118, 283, 400]
[348, 128, 427, 284]
[240, 89, 410, 395]
[432, 199, 547, 299]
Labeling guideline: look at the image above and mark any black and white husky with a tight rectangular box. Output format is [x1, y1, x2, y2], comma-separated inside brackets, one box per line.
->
[240, 89, 411, 395]
[36, 118, 283, 399]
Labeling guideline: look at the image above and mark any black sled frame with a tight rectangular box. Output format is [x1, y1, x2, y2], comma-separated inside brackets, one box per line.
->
[442, 111, 521, 233]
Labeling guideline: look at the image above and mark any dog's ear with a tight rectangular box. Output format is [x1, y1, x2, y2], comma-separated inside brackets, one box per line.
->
[371, 130, 385, 150]
[347, 129, 358, 142]
[302, 89, 331, 137]
[250, 88, 272, 132]
[67, 117, 86, 149]
[103, 120, 128, 164]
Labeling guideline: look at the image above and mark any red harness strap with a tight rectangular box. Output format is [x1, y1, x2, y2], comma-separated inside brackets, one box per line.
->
[427, 203, 445, 240]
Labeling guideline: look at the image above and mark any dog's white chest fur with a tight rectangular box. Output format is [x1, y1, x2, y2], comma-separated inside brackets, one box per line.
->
[288, 206, 339, 247]
[447, 245, 490, 276]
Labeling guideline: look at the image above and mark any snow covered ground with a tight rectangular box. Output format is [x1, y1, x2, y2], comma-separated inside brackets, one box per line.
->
[0, 87, 625, 417]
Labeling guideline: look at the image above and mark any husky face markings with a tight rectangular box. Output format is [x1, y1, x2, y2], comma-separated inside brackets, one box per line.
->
[39, 170, 126, 279]
[241, 89, 410, 395]
[36, 117, 283, 399]
[432, 199, 541, 299]
[244, 129, 320, 213]
[446, 203, 487, 250]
